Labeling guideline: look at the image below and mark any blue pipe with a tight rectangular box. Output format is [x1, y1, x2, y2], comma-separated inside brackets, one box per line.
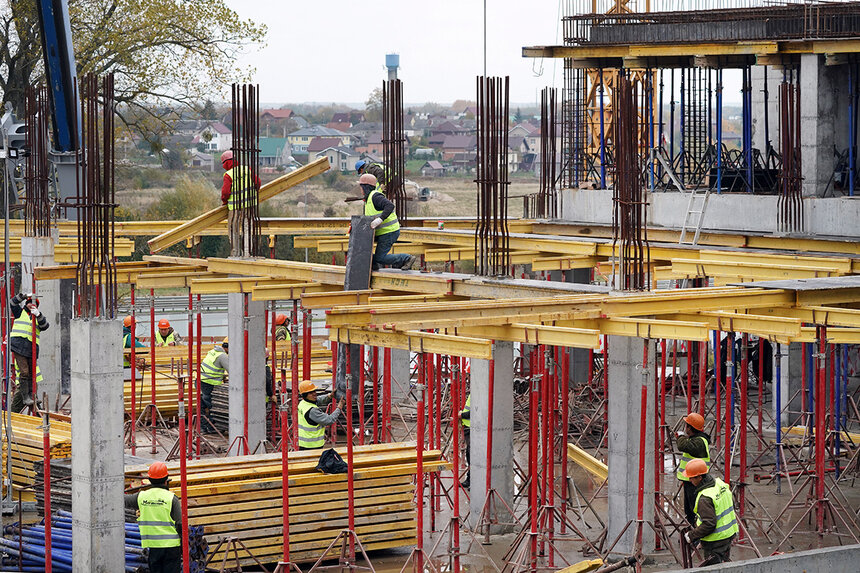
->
[680, 68, 686, 184]
[599, 68, 606, 189]
[716, 69, 723, 193]
[850, 66, 855, 196]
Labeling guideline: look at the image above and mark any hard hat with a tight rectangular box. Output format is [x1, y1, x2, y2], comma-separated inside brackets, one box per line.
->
[682, 458, 709, 479]
[158, 319, 170, 329]
[357, 173, 378, 187]
[123, 316, 134, 328]
[683, 412, 705, 432]
[298, 380, 318, 395]
[355, 159, 367, 173]
[220, 150, 233, 164]
[275, 313, 288, 326]
[148, 461, 169, 480]
[222, 337, 229, 346]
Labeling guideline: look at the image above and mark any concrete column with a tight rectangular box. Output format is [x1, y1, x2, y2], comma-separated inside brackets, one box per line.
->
[468, 341, 514, 532]
[784, 342, 806, 427]
[71, 318, 124, 572]
[800, 54, 837, 198]
[607, 336, 656, 555]
[565, 269, 592, 385]
[751, 65, 784, 155]
[227, 293, 266, 455]
[379, 347, 410, 404]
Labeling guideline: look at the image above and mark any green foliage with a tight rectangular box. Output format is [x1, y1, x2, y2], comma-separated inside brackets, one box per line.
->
[365, 88, 383, 122]
[145, 175, 219, 220]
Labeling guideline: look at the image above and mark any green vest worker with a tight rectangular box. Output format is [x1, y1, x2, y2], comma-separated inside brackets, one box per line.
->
[677, 412, 711, 526]
[297, 380, 343, 450]
[123, 315, 146, 368]
[458, 393, 471, 489]
[356, 159, 392, 188]
[155, 319, 180, 346]
[682, 458, 738, 566]
[358, 173, 416, 271]
[199, 338, 229, 428]
[125, 461, 182, 573]
[8, 292, 49, 412]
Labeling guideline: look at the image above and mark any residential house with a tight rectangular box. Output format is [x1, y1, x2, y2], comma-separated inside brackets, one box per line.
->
[191, 121, 231, 152]
[188, 149, 214, 171]
[259, 137, 292, 170]
[449, 152, 476, 174]
[307, 137, 344, 162]
[326, 121, 352, 132]
[508, 137, 529, 173]
[347, 121, 383, 140]
[319, 146, 359, 173]
[430, 120, 470, 138]
[260, 108, 296, 138]
[287, 126, 351, 152]
[332, 111, 365, 125]
[420, 161, 445, 177]
[354, 132, 383, 157]
[428, 134, 447, 149]
[509, 122, 538, 139]
[441, 135, 476, 161]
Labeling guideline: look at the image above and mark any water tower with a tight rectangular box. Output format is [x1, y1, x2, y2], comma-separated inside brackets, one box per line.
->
[385, 53, 399, 81]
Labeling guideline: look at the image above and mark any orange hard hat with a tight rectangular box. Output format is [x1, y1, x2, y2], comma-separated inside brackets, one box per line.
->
[682, 458, 709, 479]
[148, 461, 169, 480]
[683, 412, 705, 432]
[123, 316, 134, 328]
[220, 150, 233, 164]
[158, 319, 170, 329]
[357, 173, 378, 187]
[298, 380, 318, 395]
[275, 313, 288, 326]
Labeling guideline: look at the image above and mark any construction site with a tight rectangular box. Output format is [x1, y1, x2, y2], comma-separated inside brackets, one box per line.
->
[1, 0, 860, 572]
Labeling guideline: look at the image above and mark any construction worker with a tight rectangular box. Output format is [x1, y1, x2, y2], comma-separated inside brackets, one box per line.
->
[677, 412, 711, 526]
[682, 459, 738, 566]
[123, 315, 146, 371]
[458, 393, 471, 489]
[8, 292, 48, 412]
[125, 461, 182, 573]
[199, 337, 229, 429]
[220, 150, 261, 257]
[355, 159, 392, 190]
[358, 173, 416, 271]
[297, 380, 343, 450]
[155, 319, 181, 346]
[274, 313, 291, 342]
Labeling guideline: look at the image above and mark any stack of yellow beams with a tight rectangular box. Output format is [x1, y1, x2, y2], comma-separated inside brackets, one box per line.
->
[124, 374, 192, 417]
[1, 412, 72, 496]
[125, 443, 445, 565]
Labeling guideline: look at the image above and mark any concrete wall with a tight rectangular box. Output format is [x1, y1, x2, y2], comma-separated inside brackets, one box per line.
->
[560, 188, 860, 239]
[666, 543, 860, 572]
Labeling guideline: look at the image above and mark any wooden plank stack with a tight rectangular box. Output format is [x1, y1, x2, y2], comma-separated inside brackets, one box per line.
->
[124, 372, 193, 418]
[125, 442, 445, 566]
[0, 412, 72, 497]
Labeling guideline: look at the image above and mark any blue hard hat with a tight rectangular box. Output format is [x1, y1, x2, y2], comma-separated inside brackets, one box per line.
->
[355, 160, 367, 173]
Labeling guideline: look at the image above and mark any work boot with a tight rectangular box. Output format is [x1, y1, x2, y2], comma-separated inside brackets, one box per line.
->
[400, 255, 417, 270]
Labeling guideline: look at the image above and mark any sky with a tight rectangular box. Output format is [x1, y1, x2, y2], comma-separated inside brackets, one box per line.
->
[224, 0, 565, 106]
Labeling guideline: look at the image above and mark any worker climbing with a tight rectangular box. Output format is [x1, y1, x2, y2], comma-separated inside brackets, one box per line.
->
[155, 319, 181, 346]
[199, 337, 230, 430]
[297, 380, 344, 450]
[8, 292, 49, 412]
[358, 173, 416, 271]
[125, 462, 182, 573]
[682, 459, 738, 566]
[220, 149, 260, 257]
[355, 159, 392, 192]
[677, 412, 711, 526]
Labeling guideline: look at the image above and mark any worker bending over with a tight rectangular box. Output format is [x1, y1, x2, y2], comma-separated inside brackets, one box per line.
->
[682, 459, 738, 566]
[297, 380, 343, 449]
[220, 150, 261, 257]
[355, 159, 391, 192]
[358, 173, 416, 271]
[9, 292, 48, 412]
[274, 313, 291, 342]
[125, 462, 182, 573]
[199, 338, 230, 429]
[676, 412, 711, 526]
[458, 393, 471, 489]
[155, 319, 181, 346]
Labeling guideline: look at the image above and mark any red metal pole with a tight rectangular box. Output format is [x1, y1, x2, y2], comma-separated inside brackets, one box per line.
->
[42, 405, 51, 573]
[150, 288, 156, 454]
[657, 339, 667, 500]
[739, 334, 749, 535]
[725, 334, 732, 484]
[242, 293, 250, 454]
[757, 338, 763, 452]
[636, 342, 650, 563]
[548, 347, 557, 567]
[358, 345, 365, 446]
[686, 341, 693, 413]
[345, 349, 356, 560]
[372, 346, 379, 444]
[560, 348, 570, 532]
[451, 355, 461, 573]
[383, 347, 391, 442]
[30, 286, 37, 415]
[427, 353, 436, 531]
[178, 378, 190, 573]
[195, 295, 202, 459]
[280, 348, 291, 562]
[435, 353, 442, 512]
[291, 301, 300, 450]
[816, 326, 826, 533]
[715, 331, 722, 450]
[698, 341, 706, 418]
[415, 356, 426, 573]
[302, 309, 311, 382]
[270, 302, 277, 444]
[129, 285, 136, 455]
[602, 336, 609, 427]
[329, 341, 337, 447]
[529, 351, 539, 572]
[187, 290, 194, 456]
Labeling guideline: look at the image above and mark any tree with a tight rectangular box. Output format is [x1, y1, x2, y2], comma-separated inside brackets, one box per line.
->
[514, 107, 523, 123]
[365, 87, 383, 122]
[0, 0, 266, 126]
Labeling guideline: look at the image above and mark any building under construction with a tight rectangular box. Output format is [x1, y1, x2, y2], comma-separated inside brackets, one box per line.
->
[1, 0, 860, 572]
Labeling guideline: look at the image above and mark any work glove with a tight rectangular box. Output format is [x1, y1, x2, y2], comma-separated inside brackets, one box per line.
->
[684, 531, 694, 544]
[370, 217, 383, 229]
[29, 307, 41, 318]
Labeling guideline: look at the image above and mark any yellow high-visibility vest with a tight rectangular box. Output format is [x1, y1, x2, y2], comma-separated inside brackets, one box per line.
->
[137, 488, 181, 549]
[364, 189, 400, 237]
[677, 437, 710, 481]
[225, 166, 257, 210]
[297, 399, 326, 448]
[460, 394, 470, 428]
[694, 477, 739, 542]
[200, 347, 226, 385]
[11, 314, 38, 346]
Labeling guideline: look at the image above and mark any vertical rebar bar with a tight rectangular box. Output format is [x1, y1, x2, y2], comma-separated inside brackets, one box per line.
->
[382, 80, 408, 222]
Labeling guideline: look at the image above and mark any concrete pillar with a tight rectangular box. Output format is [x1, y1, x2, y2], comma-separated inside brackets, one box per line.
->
[227, 293, 266, 455]
[800, 54, 837, 198]
[379, 347, 410, 404]
[607, 336, 656, 555]
[751, 65, 784, 155]
[20, 236, 61, 405]
[468, 341, 514, 532]
[784, 342, 806, 427]
[71, 318, 124, 572]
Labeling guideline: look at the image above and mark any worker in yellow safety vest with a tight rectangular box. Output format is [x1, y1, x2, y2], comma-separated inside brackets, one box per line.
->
[458, 393, 471, 489]
[676, 412, 711, 526]
[125, 461, 182, 573]
[199, 337, 229, 430]
[8, 292, 49, 412]
[274, 313, 291, 342]
[358, 173, 416, 271]
[155, 319, 180, 346]
[296, 380, 343, 450]
[682, 459, 738, 566]
[220, 150, 261, 257]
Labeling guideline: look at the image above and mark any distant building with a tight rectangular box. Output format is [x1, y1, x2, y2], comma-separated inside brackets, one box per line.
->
[188, 149, 214, 171]
[355, 132, 383, 157]
[308, 137, 346, 162]
[191, 121, 232, 152]
[441, 135, 477, 161]
[287, 126, 351, 152]
[319, 146, 359, 173]
[259, 137, 292, 168]
[420, 161, 445, 177]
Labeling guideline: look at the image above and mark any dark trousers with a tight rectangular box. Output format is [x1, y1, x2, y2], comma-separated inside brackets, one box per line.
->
[462, 427, 470, 483]
[200, 382, 216, 430]
[373, 229, 409, 269]
[700, 537, 733, 566]
[148, 545, 182, 573]
[682, 480, 698, 526]
[11, 352, 33, 413]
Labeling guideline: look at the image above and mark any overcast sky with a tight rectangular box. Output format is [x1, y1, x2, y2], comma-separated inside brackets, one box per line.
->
[225, 0, 564, 106]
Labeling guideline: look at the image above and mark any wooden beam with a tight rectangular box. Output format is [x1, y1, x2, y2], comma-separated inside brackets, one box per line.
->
[329, 328, 492, 360]
[453, 324, 601, 349]
[301, 290, 382, 309]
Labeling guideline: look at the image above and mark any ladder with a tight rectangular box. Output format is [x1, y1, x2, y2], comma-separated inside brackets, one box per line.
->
[679, 186, 712, 246]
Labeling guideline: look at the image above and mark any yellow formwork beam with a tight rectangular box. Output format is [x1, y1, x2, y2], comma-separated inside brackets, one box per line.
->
[670, 258, 844, 280]
[696, 250, 854, 273]
[451, 324, 601, 349]
[556, 317, 710, 341]
[190, 277, 302, 294]
[530, 256, 601, 271]
[329, 328, 492, 359]
[760, 306, 860, 328]
[370, 272, 454, 296]
[147, 157, 330, 253]
[301, 290, 381, 309]
[669, 312, 802, 339]
[795, 327, 860, 344]
[567, 443, 608, 482]
[135, 272, 227, 290]
[251, 283, 337, 301]
[599, 288, 795, 317]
